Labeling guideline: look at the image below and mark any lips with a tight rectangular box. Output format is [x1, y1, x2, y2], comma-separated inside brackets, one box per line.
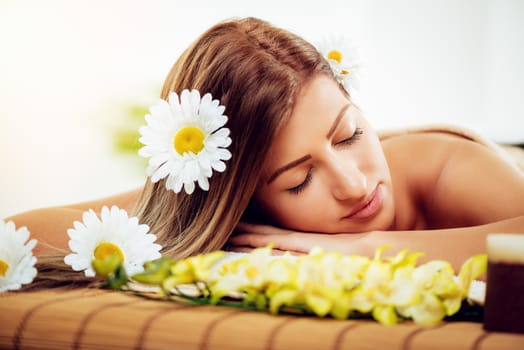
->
[343, 185, 383, 220]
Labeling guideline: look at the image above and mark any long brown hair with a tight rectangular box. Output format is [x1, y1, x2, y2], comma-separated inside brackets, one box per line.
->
[134, 17, 333, 259]
[29, 17, 335, 289]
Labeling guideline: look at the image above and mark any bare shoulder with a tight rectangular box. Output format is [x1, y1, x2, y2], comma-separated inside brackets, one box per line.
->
[65, 187, 144, 213]
[381, 131, 472, 189]
[381, 130, 492, 154]
[380, 130, 517, 173]
[381, 131, 524, 227]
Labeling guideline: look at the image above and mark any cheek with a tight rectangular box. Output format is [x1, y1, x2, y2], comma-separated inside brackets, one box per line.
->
[356, 118, 385, 164]
[260, 185, 332, 231]
[359, 133, 388, 173]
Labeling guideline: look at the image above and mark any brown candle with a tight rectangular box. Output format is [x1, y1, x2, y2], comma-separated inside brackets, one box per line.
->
[483, 234, 524, 334]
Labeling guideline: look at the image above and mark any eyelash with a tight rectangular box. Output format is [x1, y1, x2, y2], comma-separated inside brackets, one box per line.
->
[337, 127, 363, 146]
[286, 127, 364, 195]
[287, 169, 313, 195]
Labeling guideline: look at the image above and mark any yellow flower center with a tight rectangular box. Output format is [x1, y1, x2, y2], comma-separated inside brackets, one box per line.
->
[341, 69, 350, 75]
[0, 259, 9, 277]
[246, 266, 259, 278]
[327, 49, 343, 63]
[174, 126, 205, 155]
[94, 242, 124, 262]
[378, 284, 393, 296]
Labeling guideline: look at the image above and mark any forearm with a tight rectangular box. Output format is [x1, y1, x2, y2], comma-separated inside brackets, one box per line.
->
[5, 207, 85, 256]
[232, 217, 524, 272]
[4, 188, 143, 257]
[356, 216, 524, 271]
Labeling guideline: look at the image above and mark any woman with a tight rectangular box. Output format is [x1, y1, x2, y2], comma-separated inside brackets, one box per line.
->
[7, 17, 524, 272]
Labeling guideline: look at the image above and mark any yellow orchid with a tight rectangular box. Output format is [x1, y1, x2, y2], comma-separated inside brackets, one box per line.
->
[293, 249, 345, 317]
[208, 246, 275, 303]
[162, 250, 225, 292]
[457, 254, 487, 294]
[397, 291, 447, 325]
[396, 256, 486, 324]
[269, 288, 300, 314]
[120, 245, 486, 326]
[347, 260, 418, 323]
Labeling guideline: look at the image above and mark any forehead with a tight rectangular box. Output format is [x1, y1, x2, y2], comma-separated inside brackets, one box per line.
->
[263, 76, 348, 168]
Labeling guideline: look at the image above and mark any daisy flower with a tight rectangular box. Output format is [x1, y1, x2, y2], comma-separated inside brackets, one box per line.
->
[64, 206, 162, 277]
[316, 34, 363, 94]
[0, 220, 38, 292]
[138, 89, 232, 194]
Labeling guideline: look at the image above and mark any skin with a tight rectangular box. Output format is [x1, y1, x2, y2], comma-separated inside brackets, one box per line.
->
[6, 75, 524, 271]
[253, 76, 396, 234]
[6, 190, 142, 256]
[229, 75, 524, 270]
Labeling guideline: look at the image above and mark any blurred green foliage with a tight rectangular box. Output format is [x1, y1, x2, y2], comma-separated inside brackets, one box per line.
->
[113, 104, 149, 168]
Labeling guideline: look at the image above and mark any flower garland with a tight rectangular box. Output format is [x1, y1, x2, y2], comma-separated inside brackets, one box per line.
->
[118, 246, 486, 326]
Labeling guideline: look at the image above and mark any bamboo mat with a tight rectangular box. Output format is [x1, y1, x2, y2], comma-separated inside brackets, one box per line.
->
[1, 288, 523, 350]
[2, 125, 523, 349]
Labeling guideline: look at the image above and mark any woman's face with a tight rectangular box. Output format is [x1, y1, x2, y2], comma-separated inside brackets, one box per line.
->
[255, 75, 395, 233]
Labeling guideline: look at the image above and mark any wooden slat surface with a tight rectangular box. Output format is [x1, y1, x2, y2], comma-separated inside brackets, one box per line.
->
[1, 288, 523, 350]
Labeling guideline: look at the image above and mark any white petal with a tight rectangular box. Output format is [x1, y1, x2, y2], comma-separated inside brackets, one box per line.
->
[202, 166, 212, 178]
[150, 161, 172, 182]
[83, 209, 100, 228]
[149, 152, 171, 167]
[170, 175, 184, 193]
[184, 180, 195, 194]
[212, 160, 226, 172]
[201, 92, 212, 107]
[197, 155, 211, 171]
[217, 148, 232, 161]
[197, 176, 209, 191]
[167, 92, 182, 116]
[180, 89, 199, 118]
[206, 115, 228, 131]
[186, 160, 200, 181]
[189, 90, 202, 115]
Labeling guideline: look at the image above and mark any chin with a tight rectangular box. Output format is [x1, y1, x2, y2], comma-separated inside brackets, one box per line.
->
[370, 203, 396, 231]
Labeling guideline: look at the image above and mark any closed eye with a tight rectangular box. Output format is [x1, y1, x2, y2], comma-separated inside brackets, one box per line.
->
[336, 127, 363, 146]
[287, 168, 313, 195]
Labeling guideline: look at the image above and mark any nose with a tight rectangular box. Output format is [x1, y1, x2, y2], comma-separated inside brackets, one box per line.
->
[330, 160, 367, 201]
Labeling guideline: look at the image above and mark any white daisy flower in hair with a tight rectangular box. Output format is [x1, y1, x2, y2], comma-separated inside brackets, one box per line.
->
[64, 206, 162, 277]
[138, 89, 232, 194]
[316, 34, 363, 94]
[0, 220, 38, 292]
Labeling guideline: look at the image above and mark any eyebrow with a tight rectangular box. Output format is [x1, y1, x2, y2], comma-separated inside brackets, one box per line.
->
[266, 103, 351, 185]
[266, 154, 312, 184]
[326, 104, 350, 138]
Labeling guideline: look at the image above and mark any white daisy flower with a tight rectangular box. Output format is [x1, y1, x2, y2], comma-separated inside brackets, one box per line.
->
[138, 89, 232, 194]
[316, 34, 363, 94]
[64, 206, 162, 277]
[0, 220, 38, 292]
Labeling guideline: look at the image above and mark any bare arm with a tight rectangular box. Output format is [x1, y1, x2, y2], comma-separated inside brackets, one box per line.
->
[4, 188, 142, 256]
[231, 216, 524, 271]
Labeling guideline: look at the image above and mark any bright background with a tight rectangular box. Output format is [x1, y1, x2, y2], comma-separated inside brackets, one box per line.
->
[1, 0, 523, 218]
